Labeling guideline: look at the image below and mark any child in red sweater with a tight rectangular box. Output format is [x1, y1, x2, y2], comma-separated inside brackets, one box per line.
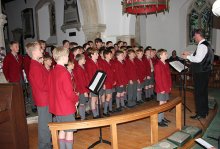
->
[113, 50, 128, 111]
[125, 49, 138, 107]
[74, 54, 89, 120]
[85, 48, 100, 118]
[134, 49, 146, 103]
[102, 49, 116, 116]
[154, 49, 172, 127]
[48, 47, 78, 149]
[3, 41, 23, 83]
[28, 41, 52, 149]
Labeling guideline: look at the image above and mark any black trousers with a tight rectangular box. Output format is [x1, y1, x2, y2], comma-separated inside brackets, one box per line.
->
[193, 71, 210, 116]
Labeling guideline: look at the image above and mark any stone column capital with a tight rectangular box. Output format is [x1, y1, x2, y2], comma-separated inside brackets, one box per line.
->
[82, 24, 106, 41]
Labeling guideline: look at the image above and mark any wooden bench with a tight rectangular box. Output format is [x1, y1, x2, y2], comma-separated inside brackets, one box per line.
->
[48, 97, 182, 149]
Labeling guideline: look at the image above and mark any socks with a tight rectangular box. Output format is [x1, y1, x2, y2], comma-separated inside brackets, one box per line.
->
[59, 139, 66, 149]
[109, 98, 112, 111]
[137, 90, 142, 101]
[104, 101, 109, 114]
[120, 96, 125, 107]
[116, 97, 120, 108]
[92, 109, 98, 117]
[158, 112, 164, 123]
[145, 89, 150, 98]
[65, 140, 73, 149]
[79, 105, 85, 120]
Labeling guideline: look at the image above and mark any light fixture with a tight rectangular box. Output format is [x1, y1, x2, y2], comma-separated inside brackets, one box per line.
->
[122, 0, 169, 15]
[212, 0, 220, 17]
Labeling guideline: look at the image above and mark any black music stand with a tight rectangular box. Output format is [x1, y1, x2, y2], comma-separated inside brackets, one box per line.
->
[87, 71, 111, 149]
[169, 60, 192, 126]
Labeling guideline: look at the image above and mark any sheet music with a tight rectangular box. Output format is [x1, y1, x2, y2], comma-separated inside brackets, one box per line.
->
[89, 72, 103, 91]
[195, 138, 214, 148]
[169, 61, 188, 73]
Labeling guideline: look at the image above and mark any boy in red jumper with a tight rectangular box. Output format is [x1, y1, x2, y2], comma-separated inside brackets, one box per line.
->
[85, 48, 100, 118]
[3, 41, 23, 83]
[102, 49, 116, 116]
[134, 49, 146, 103]
[113, 50, 128, 111]
[74, 54, 89, 120]
[154, 49, 172, 127]
[28, 41, 52, 149]
[125, 49, 138, 107]
[144, 47, 154, 100]
[48, 47, 78, 149]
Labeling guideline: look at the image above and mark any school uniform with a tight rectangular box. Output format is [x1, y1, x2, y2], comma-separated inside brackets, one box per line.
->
[48, 64, 78, 116]
[154, 60, 172, 123]
[125, 58, 138, 107]
[3, 52, 23, 82]
[134, 58, 146, 102]
[143, 57, 152, 99]
[29, 59, 52, 149]
[112, 59, 128, 109]
[74, 65, 89, 120]
[85, 58, 103, 96]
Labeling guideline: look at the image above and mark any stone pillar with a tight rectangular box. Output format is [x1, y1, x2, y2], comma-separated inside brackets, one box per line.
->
[79, 0, 106, 41]
[135, 16, 141, 46]
[0, 1, 7, 48]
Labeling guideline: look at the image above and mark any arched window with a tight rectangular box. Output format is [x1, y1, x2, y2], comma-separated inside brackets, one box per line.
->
[188, 0, 212, 44]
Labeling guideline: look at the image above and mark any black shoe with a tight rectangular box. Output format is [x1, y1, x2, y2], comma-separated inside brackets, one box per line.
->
[85, 111, 91, 116]
[190, 114, 206, 119]
[26, 112, 30, 116]
[93, 116, 99, 119]
[109, 110, 113, 113]
[163, 117, 171, 123]
[103, 112, 110, 117]
[137, 100, 144, 105]
[114, 107, 122, 112]
[121, 106, 127, 110]
[145, 97, 151, 101]
[158, 121, 168, 127]
[31, 108, 37, 113]
[127, 105, 135, 108]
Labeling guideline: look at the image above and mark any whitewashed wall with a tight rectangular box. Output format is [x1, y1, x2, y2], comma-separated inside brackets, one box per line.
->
[5, 0, 85, 46]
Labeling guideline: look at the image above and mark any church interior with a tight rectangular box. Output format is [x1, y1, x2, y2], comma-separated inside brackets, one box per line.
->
[0, 0, 220, 149]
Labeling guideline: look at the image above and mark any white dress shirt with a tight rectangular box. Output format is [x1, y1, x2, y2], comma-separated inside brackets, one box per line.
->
[187, 39, 208, 63]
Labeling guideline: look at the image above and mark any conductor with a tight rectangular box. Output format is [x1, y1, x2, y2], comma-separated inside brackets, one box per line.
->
[182, 29, 214, 119]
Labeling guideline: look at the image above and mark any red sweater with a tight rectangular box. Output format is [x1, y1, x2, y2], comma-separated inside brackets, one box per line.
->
[102, 60, 115, 89]
[23, 54, 31, 81]
[48, 64, 78, 116]
[29, 59, 49, 106]
[134, 58, 146, 83]
[73, 65, 89, 94]
[3, 53, 23, 82]
[143, 57, 151, 77]
[125, 58, 138, 81]
[113, 60, 128, 86]
[85, 58, 100, 82]
[154, 60, 172, 93]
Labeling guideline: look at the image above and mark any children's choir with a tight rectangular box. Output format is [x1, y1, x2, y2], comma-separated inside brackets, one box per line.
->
[2, 39, 172, 148]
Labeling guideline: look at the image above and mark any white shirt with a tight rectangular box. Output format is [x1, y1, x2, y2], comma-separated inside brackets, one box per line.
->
[187, 39, 208, 63]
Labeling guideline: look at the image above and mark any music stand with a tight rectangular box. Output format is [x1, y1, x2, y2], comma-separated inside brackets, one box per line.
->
[87, 70, 111, 149]
[169, 60, 192, 126]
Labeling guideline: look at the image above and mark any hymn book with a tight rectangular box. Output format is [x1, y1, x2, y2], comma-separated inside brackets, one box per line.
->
[169, 61, 188, 73]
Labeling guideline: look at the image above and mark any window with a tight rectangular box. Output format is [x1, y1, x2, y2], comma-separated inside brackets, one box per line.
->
[188, 0, 212, 44]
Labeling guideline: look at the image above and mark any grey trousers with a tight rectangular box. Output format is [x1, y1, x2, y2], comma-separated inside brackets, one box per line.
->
[37, 106, 52, 149]
[127, 81, 137, 106]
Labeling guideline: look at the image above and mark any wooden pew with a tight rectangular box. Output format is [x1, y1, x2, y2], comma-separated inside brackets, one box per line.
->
[0, 83, 29, 149]
[48, 97, 182, 149]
